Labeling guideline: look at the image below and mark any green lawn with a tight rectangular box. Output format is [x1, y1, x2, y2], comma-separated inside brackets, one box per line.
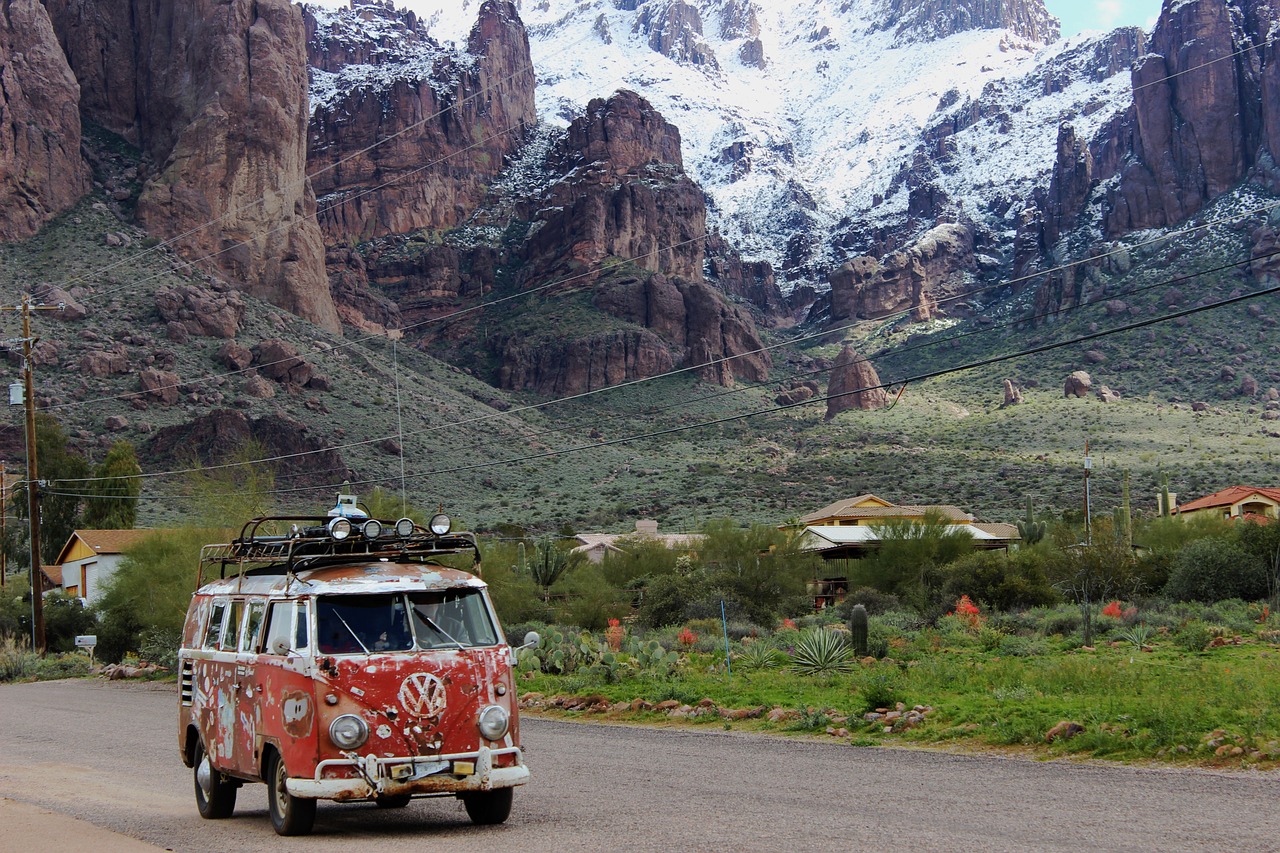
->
[517, 632, 1280, 767]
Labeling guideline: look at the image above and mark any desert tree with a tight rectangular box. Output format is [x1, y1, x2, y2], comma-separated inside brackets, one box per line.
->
[83, 440, 142, 529]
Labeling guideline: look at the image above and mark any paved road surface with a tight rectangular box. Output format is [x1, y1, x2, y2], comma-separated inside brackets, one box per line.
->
[2, 679, 1279, 852]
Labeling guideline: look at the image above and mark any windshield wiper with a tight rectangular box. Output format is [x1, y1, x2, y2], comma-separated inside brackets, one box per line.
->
[419, 614, 465, 650]
[333, 611, 371, 655]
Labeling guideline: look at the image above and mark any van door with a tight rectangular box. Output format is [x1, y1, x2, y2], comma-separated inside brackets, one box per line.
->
[230, 600, 267, 777]
[199, 598, 240, 771]
[258, 600, 318, 778]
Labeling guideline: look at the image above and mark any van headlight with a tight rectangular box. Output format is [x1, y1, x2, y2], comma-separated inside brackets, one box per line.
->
[329, 714, 369, 749]
[477, 705, 509, 741]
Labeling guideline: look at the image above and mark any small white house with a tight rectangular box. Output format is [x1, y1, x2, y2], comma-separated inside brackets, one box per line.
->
[53, 529, 164, 604]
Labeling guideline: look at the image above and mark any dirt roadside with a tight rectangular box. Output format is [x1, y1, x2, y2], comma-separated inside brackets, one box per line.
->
[0, 797, 166, 853]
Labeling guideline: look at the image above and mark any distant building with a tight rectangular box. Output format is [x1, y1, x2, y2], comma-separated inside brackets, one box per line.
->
[790, 494, 1020, 609]
[794, 494, 1020, 559]
[54, 529, 167, 603]
[1171, 486, 1280, 523]
[572, 519, 703, 564]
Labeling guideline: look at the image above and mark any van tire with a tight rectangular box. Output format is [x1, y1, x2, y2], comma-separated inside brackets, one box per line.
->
[266, 749, 316, 836]
[193, 738, 237, 819]
[461, 788, 513, 825]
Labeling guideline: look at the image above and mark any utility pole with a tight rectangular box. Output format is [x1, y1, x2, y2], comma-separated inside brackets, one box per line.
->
[5, 297, 62, 654]
[1083, 439, 1093, 547]
[1, 461, 6, 590]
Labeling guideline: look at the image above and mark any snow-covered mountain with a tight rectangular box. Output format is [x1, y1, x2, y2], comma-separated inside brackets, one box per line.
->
[393, 0, 1141, 285]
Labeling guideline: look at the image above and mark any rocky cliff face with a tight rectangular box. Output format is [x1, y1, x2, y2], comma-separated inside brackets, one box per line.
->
[829, 223, 975, 323]
[499, 89, 770, 394]
[517, 92, 702, 288]
[306, 0, 535, 242]
[44, 0, 338, 333]
[1040, 0, 1280, 243]
[634, 1, 718, 68]
[883, 0, 1060, 45]
[0, 0, 89, 238]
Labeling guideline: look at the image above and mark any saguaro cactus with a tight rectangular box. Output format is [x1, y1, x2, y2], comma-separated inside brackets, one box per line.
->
[849, 604, 869, 658]
[1017, 496, 1046, 545]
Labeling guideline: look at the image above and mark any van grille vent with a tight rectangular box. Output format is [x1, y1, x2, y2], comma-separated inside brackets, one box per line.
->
[180, 660, 194, 707]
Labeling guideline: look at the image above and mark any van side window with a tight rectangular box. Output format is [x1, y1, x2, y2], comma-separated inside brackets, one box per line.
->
[264, 602, 295, 655]
[220, 600, 244, 651]
[295, 601, 310, 651]
[242, 601, 266, 653]
[202, 602, 226, 649]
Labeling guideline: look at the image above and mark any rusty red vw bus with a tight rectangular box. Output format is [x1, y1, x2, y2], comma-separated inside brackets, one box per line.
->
[177, 510, 532, 835]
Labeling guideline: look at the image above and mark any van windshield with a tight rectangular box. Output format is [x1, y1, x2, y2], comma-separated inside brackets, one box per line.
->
[316, 589, 498, 654]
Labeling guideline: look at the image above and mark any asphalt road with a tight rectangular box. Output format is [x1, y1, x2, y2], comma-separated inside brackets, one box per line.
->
[2, 679, 1279, 852]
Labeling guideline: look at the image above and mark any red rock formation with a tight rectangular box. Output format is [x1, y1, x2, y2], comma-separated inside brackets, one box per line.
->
[829, 223, 974, 322]
[1040, 0, 1280, 248]
[825, 345, 887, 420]
[306, 0, 535, 241]
[521, 91, 702, 288]
[45, 0, 338, 333]
[0, 0, 89, 238]
[506, 90, 770, 392]
[144, 409, 347, 485]
[495, 328, 676, 396]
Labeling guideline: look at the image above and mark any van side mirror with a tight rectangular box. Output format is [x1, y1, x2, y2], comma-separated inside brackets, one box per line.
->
[520, 631, 540, 650]
[270, 637, 292, 656]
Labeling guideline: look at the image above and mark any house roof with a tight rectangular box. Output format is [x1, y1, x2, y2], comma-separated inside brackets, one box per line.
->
[799, 494, 973, 525]
[572, 521, 703, 557]
[800, 524, 1007, 547]
[1173, 486, 1280, 515]
[54, 528, 163, 566]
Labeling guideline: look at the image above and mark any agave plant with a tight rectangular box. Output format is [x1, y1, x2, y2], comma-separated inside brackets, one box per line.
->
[1119, 623, 1154, 650]
[789, 628, 855, 676]
[734, 641, 788, 671]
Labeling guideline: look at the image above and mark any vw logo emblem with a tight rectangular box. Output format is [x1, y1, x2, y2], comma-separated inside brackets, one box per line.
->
[399, 672, 447, 718]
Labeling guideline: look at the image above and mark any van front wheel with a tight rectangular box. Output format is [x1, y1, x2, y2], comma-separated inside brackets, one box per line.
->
[461, 788, 513, 825]
[193, 738, 236, 819]
[266, 750, 316, 836]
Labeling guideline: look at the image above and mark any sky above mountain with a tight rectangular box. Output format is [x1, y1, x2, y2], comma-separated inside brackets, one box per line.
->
[1044, 0, 1162, 34]
[309, 0, 1167, 38]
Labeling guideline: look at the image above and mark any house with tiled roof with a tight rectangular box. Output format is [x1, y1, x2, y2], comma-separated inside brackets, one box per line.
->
[572, 519, 703, 564]
[1171, 486, 1280, 523]
[54, 529, 167, 603]
[791, 494, 1020, 607]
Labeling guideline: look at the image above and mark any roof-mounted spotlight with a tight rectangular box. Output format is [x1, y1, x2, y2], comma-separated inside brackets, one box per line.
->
[428, 513, 451, 535]
[395, 517, 416, 538]
[361, 519, 383, 540]
[328, 516, 353, 541]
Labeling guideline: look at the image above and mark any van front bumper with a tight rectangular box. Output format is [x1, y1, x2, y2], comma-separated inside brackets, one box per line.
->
[286, 745, 528, 801]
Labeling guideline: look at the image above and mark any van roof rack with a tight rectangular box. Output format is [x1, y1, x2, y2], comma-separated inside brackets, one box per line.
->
[197, 515, 481, 585]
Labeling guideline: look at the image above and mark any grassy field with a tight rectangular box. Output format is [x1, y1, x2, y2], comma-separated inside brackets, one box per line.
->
[515, 615, 1280, 768]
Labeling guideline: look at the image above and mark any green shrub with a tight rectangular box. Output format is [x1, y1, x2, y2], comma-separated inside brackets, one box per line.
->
[34, 652, 91, 680]
[1164, 538, 1267, 603]
[0, 637, 37, 682]
[734, 640, 788, 671]
[1174, 620, 1213, 653]
[996, 634, 1045, 657]
[941, 550, 1059, 611]
[836, 587, 903, 616]
[636, 574, 692, 628]
[858, 670, 903, 712]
